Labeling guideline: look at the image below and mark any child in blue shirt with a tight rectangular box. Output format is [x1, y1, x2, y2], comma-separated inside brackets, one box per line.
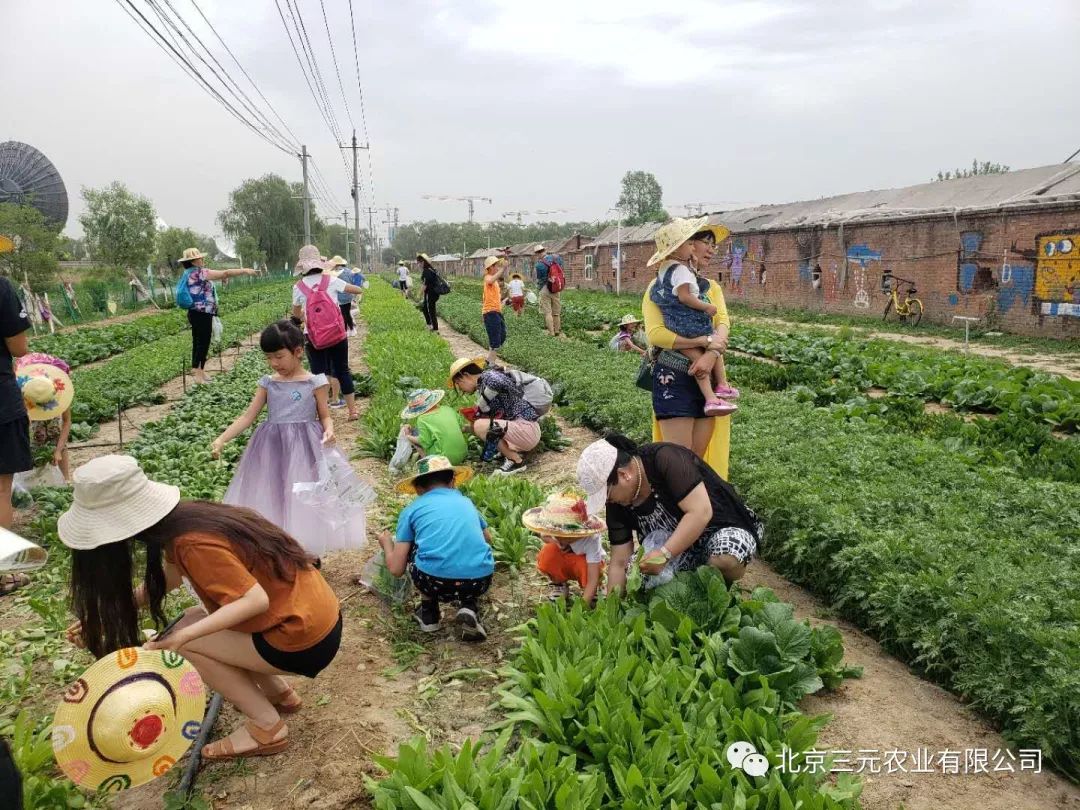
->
[376, 456, 494, 641]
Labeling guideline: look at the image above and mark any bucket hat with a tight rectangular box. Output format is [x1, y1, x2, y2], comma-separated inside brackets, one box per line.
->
[0, 526, 48, 573]
[395, 455, 473, 495]
[646, 216, 709, 267]
[17, 362, 74, 421]
[57, 456, 181, 551]
[448, 356, 486, 388]
[294, 244, 330, 276]
[52, 647, 206, 793]
[401, 389, 445, 420]
[179, 248, 205, 263]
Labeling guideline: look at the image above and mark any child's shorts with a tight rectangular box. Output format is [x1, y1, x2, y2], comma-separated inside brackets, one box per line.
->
[411, 566, 492, 605]
[483, 311, 506, 349]
[510, 296, 525, 313]
[537, 542, 604, 587]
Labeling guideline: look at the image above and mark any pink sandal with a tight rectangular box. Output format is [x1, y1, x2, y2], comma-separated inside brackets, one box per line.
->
[714, 385, 741, 400]
[704, 399, 738, 416]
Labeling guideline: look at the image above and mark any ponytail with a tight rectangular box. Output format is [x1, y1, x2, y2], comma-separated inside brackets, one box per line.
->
[603, 432, 638, 483]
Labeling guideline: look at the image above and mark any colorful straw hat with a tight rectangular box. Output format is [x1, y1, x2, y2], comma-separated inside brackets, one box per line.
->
[17, 352, 71, 374]
[522, 491, 606, 539]
[178, 248, 205, 263]
[395, 455, 473, 495]
[448, 356, 486, 388]
[401, 389, 445, 419]
[58, 456, 181, 552]
[618, 314, 643, 327]
[52, 647, 206, 793]
[17, 362, 74, 421]
[0, 526, 48, 573]
[647, 216, 709, 267]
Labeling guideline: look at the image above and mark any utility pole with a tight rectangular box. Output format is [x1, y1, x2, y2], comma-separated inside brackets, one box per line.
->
[362, 207, 382, 274]
[339, 130, 370, 271]
[343, 211, 350, 263]
[300, 145, 311, 244]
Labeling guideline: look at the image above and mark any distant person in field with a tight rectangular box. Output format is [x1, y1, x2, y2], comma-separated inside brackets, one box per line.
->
[396, 261, 411, 299]
[609, 314, 647, 356]
[480, 256, 506, 364]
[534, 245, 564, 337]
[507, 273, 526, 316]
[0, 275, 31, 593]
[417, 253, 443, 332]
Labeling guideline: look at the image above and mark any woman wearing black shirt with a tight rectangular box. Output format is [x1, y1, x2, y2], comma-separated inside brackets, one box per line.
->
[417, 253, 441, 332]
[577, 433, 762, 589]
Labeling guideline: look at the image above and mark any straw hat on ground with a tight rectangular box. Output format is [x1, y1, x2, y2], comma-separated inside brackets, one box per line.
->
[17, 362, 74, 421]
[179, 248, 205, 263]
[0, 527, 48, 573]
[395, 455, 473, 495]
[52, 646, 206, 793]
[647, 216, 709, 267]
[57, 456, 180, 551]
[447, 356, 486, 388]
[618, 314, 643, 328]
[401, 389, 445, 420]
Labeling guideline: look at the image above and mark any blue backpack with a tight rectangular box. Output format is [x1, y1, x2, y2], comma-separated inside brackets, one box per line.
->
[175, 268, 195, 310]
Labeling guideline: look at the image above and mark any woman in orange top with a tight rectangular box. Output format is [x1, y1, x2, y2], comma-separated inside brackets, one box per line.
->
[481, 256, 506, 365]
[60, 455, 342, 761]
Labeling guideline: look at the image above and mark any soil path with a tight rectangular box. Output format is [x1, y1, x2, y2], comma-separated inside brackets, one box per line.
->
[437, 318, 1080, 810]
[739, 315, 1080, 379]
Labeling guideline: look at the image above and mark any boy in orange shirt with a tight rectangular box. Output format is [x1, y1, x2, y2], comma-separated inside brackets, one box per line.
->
[481, 256, 506, 364]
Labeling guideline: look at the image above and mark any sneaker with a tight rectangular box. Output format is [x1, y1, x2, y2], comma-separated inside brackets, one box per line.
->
[455, 607, 487, 642]
[714, 385, 741, 400]
[414, 603, 440, 633]
[329, 399, 347, 409]
[704, 398, 738, 417]
[547, 583, 570, 603]
[493, 458, 527, 476]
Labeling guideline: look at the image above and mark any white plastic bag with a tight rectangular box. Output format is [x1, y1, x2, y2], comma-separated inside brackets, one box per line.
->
[389, 426, 414, 472]
[357, 550, 412, 605]
[525, 290, 538, 306]
[640, 530, 677, 590]
[211, 316, 223, 344]
[13, 464, 65, 496]
[292, 450, 376, 552]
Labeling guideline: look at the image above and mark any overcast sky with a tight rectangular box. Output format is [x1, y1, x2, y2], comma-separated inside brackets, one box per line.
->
[5, 0, 1079, 244]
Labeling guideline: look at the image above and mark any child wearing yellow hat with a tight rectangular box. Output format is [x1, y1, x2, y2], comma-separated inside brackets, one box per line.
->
[16, 353, 75, 482]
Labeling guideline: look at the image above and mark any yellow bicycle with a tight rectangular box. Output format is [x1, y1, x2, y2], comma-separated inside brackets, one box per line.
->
[883, 277, 924, 326]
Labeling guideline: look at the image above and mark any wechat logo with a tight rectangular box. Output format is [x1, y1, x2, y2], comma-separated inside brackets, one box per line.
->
[726, 741, 769, 777]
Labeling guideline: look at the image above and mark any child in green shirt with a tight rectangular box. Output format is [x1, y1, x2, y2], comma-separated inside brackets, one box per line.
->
[401, 389, 468, 465]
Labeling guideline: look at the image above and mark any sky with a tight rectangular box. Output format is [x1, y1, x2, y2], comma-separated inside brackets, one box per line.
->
[4, 0, 1080, 245]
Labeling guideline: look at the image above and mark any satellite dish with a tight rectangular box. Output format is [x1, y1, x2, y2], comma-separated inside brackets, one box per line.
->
[0, 141, 69, 231]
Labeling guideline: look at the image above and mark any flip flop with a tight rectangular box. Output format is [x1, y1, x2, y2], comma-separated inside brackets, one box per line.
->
[0, 573, 30, 597]
[202, 719, 289, 762]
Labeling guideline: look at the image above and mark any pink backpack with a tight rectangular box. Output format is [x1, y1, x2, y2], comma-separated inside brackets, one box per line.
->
[295, 275, 346, 349]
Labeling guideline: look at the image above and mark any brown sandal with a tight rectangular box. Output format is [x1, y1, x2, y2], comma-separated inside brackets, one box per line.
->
[202, 719, 289, 761]
[266, 685, 303, 714]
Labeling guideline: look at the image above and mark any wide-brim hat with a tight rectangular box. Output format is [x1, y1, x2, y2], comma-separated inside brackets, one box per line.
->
[401, 389, 445, 419]
[294, 244, 331, 276]
[522, 507, 606, 540]
[395, 455, 473, 495]
[448, 356, 486, 388]
[328, 255, 347, 267]
[52, 647, 206, 793]
[692, 223, 731, 244]
[58, 456, 181, 551]
[647, 216, 709, 267]
[17, 362, 74, 421]
[533, 245, 546, 254]
[416, 253, 432, 264]
[0, 526, 48, 573]
[483, 256, 503, 271]
[618, 314, 643, 327]
[179, 248, 205, 263]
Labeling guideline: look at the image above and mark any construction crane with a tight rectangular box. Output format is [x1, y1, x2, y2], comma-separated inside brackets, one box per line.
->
[422, 194, 492, 222]
[501, 209, 569, 224]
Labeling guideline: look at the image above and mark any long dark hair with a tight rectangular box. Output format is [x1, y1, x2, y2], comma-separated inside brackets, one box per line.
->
[70, 501, 315, 659]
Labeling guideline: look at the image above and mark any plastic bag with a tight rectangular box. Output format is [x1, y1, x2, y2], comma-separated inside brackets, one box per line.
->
[211, 316, 223, 344]
[640, 530, 677, 590]
[525, 290, 538, 306]
[357, 550, 412, 605]
[13, 464, 65, 496]
[292, 450, 376, 551]
[389, 426, 414, 472]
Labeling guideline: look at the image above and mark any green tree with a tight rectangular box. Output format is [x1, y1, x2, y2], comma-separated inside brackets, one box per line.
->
[0, 203, 60, 287]
[934, 159, 1011, 181]
[217, 174, 323, 269]
[234, 234, 266, 268]
[57, 236, 86, 261]
[155, 227, 216, 270]
[79, 182, 157, 269]
[617, 170, 668, 225]
[318, 223, 351, 261]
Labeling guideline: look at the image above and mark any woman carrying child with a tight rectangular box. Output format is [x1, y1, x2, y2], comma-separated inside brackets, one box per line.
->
[61, 455, 342, 761]
[647, 217, 738, 418]
[449, 357, 541, 476]
[212, 320, 371, 558]
[375, 456, 494, 641]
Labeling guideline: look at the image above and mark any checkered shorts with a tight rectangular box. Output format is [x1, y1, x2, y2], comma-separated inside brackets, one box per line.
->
[670, 512, 763, 571]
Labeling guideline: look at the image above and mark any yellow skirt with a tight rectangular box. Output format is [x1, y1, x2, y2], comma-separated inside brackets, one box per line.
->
[651, 414, 730, 479]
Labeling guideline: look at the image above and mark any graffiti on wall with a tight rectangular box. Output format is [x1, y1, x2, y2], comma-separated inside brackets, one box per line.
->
[996, 262, 1034, 314]
[1034, 232, 1080, 317]
[846, 244, 881, 308]
[956, 231, 997, 295]
[720, 238, 748, 292]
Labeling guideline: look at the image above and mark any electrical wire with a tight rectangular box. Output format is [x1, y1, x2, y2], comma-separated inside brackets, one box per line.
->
[346, 0, 375, 209]
[113, 0, 294, 157]
[317, 0, 354, 131]
[286, 0, 344, 142]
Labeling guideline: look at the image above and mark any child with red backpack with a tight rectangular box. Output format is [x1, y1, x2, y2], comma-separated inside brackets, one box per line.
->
[290, 245, 365, 419]
[533, 245, 565, 337]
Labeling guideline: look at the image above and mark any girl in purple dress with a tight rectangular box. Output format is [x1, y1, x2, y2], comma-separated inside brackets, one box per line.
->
[211, 320, 369, 557]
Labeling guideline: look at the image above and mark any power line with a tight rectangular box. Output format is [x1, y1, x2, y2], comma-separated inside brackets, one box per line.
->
[317, 0, 355, 131]
[286, 0, 344, 142]
[346, 0, 375, 210]
[113, 0, 294, 157]
[1065, 144, 1080, 163]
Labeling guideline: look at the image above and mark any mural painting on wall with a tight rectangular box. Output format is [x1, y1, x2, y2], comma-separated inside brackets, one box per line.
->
[846, 244, 881, 308]
[722, 238, 748, 293]
[1034, 232, 1080, 317]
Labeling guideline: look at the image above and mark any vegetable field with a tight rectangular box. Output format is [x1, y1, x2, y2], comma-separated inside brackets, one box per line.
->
[433, 278, 1080, 780]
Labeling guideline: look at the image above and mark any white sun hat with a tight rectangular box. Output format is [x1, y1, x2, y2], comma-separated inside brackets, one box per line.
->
[58, 456, 180, 551]
[0, 527, 48, 573]
[576, 438, 619, 517]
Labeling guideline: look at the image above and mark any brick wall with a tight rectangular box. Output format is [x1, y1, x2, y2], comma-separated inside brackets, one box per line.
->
[560, 208, 1080, 338]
